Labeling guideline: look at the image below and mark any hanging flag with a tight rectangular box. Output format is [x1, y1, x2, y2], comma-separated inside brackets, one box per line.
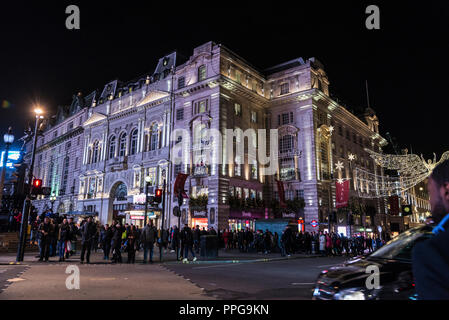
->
[174, 173, 189, 198]
[389, 195, 400, 215]
[277, 180, 287, 208]
[336, 179, 350, 208]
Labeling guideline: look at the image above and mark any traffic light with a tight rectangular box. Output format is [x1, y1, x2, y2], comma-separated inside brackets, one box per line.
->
[402, 204, 413, 216]
[31, 179, 43, 195]
[153, 188, 162, 204]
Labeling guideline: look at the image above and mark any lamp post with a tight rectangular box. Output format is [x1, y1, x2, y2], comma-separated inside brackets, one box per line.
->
[0, 127, 14, 209]
[160, 169, 167, 262]
[17, 107, 44, 262]
[50, 194, 57, 212]
[144, 176, 151, 226]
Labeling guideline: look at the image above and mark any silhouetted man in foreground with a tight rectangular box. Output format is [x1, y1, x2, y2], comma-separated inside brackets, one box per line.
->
[413, 159, 449, 299]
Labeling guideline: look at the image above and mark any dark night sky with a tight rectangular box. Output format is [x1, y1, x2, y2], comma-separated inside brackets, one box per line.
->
[1, 1, 448, 159]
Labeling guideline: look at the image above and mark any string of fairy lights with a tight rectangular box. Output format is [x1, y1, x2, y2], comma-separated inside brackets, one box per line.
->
[332, 149, 449, 199]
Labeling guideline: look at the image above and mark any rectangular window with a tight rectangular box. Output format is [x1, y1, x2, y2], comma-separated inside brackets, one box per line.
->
[290, 112, 293, 123]
[68, 122, 74, 130]
[282, 113, 289, 125]
[234, 103, 242, 116]
[280, 83, 289, 95]
[178, 76, 185, 89]
[251, 111, 257, 123]
[198, 65, 206, 82]
[199, 100, 207, 113]
[176, 108, 184, 121]
[174, 164, 182, 175]
[296, 189, 304, 199]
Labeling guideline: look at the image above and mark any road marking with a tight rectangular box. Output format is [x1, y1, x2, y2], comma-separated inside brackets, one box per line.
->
[89, 278, 116, 281]
[291, 282, 315, 285]
[316, 264, 337, 268]
[7, 278, 26, 282]
[192, 263, 246, 270]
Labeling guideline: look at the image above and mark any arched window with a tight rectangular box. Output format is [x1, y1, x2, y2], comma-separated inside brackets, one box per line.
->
[92, 141, 100, 163]
[149, 123, 159, 151]
[129, 129, 138, 155]
[119, 132, 127, 157]
[108, 136, 116, 159]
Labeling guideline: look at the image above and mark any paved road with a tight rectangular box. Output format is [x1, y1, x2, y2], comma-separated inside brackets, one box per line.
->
[0, 263, 213, 300]
[0, 265, 29, 294]
[0, 250, 348, 300]
[164, 256, 348, 300]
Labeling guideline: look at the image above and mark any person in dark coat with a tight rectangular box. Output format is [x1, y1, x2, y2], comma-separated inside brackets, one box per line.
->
[126, 225, 138, 263]
[193, 225, 201, 254]
[181, 224, 197, 262]
[140, 221, 157, 263]
[38, 217, 53, 261]
[100, 224, 113, 260]
[412, 159, 449, 299]
[80, 216, 97, 264]
[58, 218, 70, 262]
[111, 223, 123, 263]
[172, 225, 181, 260]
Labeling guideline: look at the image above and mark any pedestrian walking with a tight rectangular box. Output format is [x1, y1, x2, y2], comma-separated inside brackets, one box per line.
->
[181, 224, 197, 263]
[80, 216, 97, 264]
[38, 217, 53, 262]
[140, 221, 157, 263]
[100, 224, 113, 260]
[58, 218, 70, 262]
[126, 225, 138, 263]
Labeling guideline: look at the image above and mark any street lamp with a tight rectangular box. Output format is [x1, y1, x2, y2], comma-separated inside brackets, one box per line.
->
[17, 107, 44, 262]
[50, 194, 57, 212]
[144, 175, 152, 226]
[0, 127, 14, 209]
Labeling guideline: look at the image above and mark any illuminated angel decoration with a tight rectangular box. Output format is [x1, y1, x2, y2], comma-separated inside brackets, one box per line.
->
[354, 149, 449, 198]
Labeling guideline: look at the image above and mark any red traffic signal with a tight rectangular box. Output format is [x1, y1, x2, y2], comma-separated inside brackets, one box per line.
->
[33, 179, 42, 188]
[31, 179, 43, 195]
[154, 189, 163, 204]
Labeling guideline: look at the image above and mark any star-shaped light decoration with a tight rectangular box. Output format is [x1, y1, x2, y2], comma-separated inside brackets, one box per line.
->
[335, 161, 344, 171]
[348, 153, 355, 161]
[337, 178, 345, 184]
[329, 126, 334, 133]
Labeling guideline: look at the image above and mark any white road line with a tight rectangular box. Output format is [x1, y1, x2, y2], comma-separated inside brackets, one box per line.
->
[316, 264, 337, 268]
[291, 282, 315, 285]
[192, 263, 246, 270]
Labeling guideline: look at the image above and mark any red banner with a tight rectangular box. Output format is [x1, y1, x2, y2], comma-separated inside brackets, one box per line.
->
[335, 180, 350, 208]
[389, 195, 400, 215]
[174, 173, 189, 197]
[277, 180, 287, 208]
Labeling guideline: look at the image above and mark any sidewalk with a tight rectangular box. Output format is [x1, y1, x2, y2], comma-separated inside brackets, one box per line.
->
[0, 248, 321, 265]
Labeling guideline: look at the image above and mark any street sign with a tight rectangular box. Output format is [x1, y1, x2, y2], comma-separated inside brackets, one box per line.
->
[173, 206, 180, 217]
[310, 220, 318, 228]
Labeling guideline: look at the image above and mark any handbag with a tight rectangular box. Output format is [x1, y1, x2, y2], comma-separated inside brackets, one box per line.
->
[66, 241, 72, 252]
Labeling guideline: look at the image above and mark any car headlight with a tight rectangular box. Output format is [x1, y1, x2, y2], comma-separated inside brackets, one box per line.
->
[335, 288, 366, 300]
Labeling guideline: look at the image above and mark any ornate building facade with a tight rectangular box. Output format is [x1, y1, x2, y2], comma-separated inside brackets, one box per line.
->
[26, 41, 391, 234]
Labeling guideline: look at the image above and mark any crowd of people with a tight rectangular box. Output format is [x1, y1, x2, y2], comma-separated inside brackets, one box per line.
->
[7, 205, 390, 263]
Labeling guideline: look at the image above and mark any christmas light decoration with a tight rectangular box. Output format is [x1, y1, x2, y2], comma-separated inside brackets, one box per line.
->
[354, 149, 449, 198]
[334, 161, 344, 171]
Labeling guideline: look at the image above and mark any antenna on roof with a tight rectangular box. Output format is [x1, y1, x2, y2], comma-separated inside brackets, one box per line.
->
[365, 80, 371, 109]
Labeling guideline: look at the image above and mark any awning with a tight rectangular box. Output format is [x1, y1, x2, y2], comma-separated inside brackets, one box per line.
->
[66, 211, 98, 217]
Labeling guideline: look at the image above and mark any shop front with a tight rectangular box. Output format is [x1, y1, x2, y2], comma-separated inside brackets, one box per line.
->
[190, 208, 208, 230]
[228, 208, 265, 231]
